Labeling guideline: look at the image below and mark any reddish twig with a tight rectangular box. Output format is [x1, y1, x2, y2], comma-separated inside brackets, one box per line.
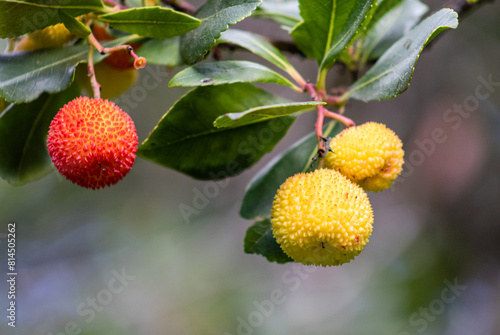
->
[305, 83, 354, 155]
[88, 33, 146, 69]
[317, 89, 343, 106]
[87, 45, 101, 99]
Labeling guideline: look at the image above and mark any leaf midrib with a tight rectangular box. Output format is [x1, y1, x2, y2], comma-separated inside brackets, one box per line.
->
[324, 0, 337, 57]
[0, 37, 131, 97]
[2, 0, 103, 11]
[142, 114, 292, 149]
[173, 61, 292, 86]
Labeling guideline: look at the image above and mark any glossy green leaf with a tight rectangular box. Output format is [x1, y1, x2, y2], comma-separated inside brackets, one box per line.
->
[368, 0, 403, 28]
[0, 37, 130, 103]
[356, 0, 403, 41]
[320, 0, 375, 72]
[180, 0, 262, 64]
[348, 2, 379, 41]
[240, 121, 341, 220]
[287, 22, 315, 59]
[244, 218, 293, 264]
[169, 60, 299, 90]
[137, 83, 294, 180]
[254, 1, 301, 31]
[0, 82, 80, 185]
[218, 29, 295, 73]
[360, 0, 428, 62]
[59, 10, 91, 38]
[135, 37, 183, 66]
[98, 7, 200, 39]
[0, 0, 105, 38]
[344, 8, 458, 102]
[214, 101, 324, 128]
[291, 0, 375, 71]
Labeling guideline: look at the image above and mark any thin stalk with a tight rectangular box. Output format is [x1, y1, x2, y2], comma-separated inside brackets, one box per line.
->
[88, 33, 146, 69]
[88, 45, 101, 99]
[305, 83, 354, 155]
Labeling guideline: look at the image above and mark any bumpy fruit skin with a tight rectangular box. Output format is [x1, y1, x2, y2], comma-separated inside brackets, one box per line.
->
[325, 122, 404, 192]
[15, 24, 75, 51]
[47, 97, 138, 189]
[271, 169, 373, 267]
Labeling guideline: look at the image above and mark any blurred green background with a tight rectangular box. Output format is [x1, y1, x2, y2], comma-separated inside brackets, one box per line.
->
[1, 1, 500, 334]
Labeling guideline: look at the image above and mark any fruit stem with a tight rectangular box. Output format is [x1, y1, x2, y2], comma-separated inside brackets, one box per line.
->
[317, 90, 343, 107]
[305, 83, 354, 154]
[88, 33, 146, 70]
[88, 45, 101, 99]
[324, 108, 355, 127]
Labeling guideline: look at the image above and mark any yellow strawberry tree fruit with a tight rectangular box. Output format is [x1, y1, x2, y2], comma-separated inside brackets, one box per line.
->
[14, 23, 75, 51]
[271, 169, 373, 267]
[324, 122, 404, 192]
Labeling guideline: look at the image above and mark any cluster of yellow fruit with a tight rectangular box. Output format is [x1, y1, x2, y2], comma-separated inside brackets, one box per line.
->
[271, 122, 404, 266]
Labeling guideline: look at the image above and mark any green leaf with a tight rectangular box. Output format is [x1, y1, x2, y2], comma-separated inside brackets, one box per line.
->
[344, 8, 458, 102]
[58, 10, 91, 38]
[0, 0, 105, 38]
[135, 37, 183, 66]
[180, 0, 262, 64]
[291, 0, 375, 71]
[137, 83, 294, 180]
[244, 218, 293, 264]
[357, 0, 403, 39]
[240, 121, 341, 220]
[287, 22, 315, 59]
[169, 60, 299, 90]
[214, 101, 324, 128]
[0, 37, 130, 103]
[98, 7, 200, 39]
[217, 29, 296, 73]
[369, 0, 403, 27]
[360, 0, 428, 62]
[0, 82, 80, 185]
[320, 0, 375, 72]
[254, 1, 301, 32]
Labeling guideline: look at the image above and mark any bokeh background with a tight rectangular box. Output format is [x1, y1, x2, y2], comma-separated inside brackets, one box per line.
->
[1, 1, 500, 334]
